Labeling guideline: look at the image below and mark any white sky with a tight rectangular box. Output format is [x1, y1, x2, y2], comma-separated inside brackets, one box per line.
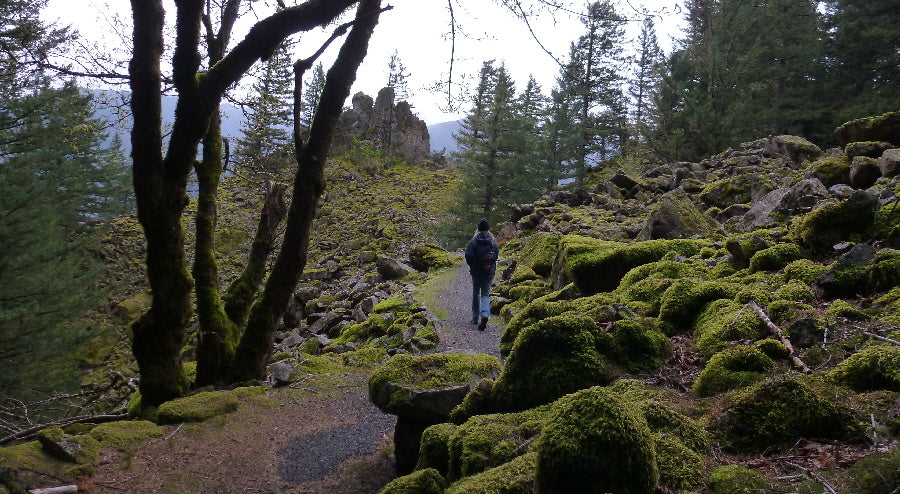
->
[44, 0, 685, 125]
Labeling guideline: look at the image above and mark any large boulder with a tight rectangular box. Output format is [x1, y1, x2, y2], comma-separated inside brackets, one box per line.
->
[763, 135, 823, 163]
[408, 243, 456, 272]
[376, 255, 415, 280]
[791, 190, 878, 252]
[834, 111, 900, 147]
[879, 148, 900, 178]
[536, 387, 658, 494]
[369, 353, 501, 474]
[638, 189, 718, 241]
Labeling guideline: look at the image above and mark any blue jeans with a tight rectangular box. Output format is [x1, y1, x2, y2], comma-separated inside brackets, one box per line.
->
[471, 276, 492, 320]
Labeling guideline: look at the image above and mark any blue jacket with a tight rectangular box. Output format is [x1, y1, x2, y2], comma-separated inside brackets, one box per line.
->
[465, 231, 499, 279]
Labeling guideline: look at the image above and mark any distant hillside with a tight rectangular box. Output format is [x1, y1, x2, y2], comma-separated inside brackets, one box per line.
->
[88, 89, 246, 157]
[427, 119, 461, 155]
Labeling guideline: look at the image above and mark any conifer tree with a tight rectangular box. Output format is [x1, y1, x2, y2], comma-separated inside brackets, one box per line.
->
[629, 16, 663, 146]
[234, 41, 295, 180]
[386, 50, 411, 102]
[299, 62, 327, 132]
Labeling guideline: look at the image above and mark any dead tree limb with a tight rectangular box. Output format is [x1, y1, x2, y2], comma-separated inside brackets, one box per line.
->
[856, 327, 900, 346]
[0, 412, 127, 446]
[29, 486, 79, 494]
[747, 301, 812, 373]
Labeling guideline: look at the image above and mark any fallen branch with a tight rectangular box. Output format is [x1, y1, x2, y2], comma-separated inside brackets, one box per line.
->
[786, 461, 838, 494]
[0, 412, 127, 446]
[746, 301, 812, 373]
[856, 327, 900, 346]
[29, 486, 79, 494]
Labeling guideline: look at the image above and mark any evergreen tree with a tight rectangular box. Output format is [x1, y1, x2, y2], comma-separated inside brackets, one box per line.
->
[629, 16, 663, 146]
[501, 75, 546, 204]
[569, 0, 626, 183]
[542, 52, 583, 188]
[299, 62, 327, 133]
[823, 0, 900, 125]
[386, 50, 411, 102]
[234, 41, 295, 180]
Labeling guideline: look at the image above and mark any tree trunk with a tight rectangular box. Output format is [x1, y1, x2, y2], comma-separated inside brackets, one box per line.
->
[230, 0, 383, 381]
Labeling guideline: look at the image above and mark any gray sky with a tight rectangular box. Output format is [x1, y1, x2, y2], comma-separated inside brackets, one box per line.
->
[44, 0, 684, 125]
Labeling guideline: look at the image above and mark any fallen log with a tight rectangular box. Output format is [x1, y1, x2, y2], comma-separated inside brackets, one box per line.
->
[746, 301, 812, 373]
[29, 486, 79, 494]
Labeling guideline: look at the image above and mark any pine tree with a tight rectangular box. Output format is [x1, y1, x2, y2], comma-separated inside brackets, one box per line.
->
[502, 75, 546, 204]
[629, 16, 663, 146]
[542, 52, 583, 188]
[386, 50, 411, 102]
[299, 62, 327, 133]
[234, 41, 295, 180]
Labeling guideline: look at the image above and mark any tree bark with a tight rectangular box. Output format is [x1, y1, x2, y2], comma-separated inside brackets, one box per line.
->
[230, 0, 383, 381]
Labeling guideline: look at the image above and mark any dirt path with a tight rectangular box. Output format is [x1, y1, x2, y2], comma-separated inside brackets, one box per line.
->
[88, 263, 500, 494]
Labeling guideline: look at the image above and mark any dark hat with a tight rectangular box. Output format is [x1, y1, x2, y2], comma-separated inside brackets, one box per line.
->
[477, 218, 490, 231]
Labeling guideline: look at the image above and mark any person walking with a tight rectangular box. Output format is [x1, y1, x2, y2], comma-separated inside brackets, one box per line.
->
[465, 218, 499, 330]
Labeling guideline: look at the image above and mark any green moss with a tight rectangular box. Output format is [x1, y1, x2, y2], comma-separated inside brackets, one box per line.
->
[156, 389, 240, 424]
[808, 155, 851, 187]
[492, 315, 615, 412]
[817, 249, 900, 298]
[734, 284, 772, 306]
[766, 299, 815, 327]
[35, 427, 100, 472]
[845, 444, 900, 494]
[568, 239, 702, 295]
[374, 296, 412, 314]
[640, 401, 709, 453]
[448, 406, 549, 481]
[507, 283, 549, 303]
[708, 465, 769, 494]
[88, 420, 163, 450]
[659, 280, 738, 334]
[754, 338, 790, 360]
[609, 318, 672, 372]
[536, 386, 657, 494]
[826, 299, 868, 320]
[379, 467, 447, 494]
[749, 243, 803, 273]
[791, 192, 878, 253]
[445, 451, 537, 494]
[828, 345, 900, 391]
[408, 243, 457, 272]
[654, 433, 704, 491]
[0, 441, 69, 479]
[515, 232, 561, 277]
[416, 423, 458, 477]
[693, 346, 774, 397]
[449, 379, 495, 425]
[711, 376, 865, 452]
[694, 299, 768, 358]
[614, 260, 698, 314]
[774, 280, 814, 302]
[784, 258, 828, 284]
[700, 176, 754, 208]
[369, 353, 501, 396]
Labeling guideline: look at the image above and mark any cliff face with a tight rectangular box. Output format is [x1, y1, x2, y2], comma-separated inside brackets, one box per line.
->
[336, 87, 431, 163]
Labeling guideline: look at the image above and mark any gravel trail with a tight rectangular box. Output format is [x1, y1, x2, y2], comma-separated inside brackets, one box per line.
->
[431, 260, 503, 357]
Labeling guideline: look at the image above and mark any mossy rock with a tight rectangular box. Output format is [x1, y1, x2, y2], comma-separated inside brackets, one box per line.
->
[416, 423, 458, 477]
[507, 283, 549, 303]
[773, 280, 814, 302]
[156, 389, 240, 424]
[807, 155, 851, 187]
[447, 406, 549, 481]
[816, 249, 900, 298]
[536, 386, 657, 494]
[710, 376, 865, 452]
[791, 191, 878, 253]
[379, 467, 447, 494]
[783, 258, 828, 284]
[834, 111, 900, 146]
[508, 264, 541, 284]
[654, 433, 704, 491]
[409, 243, 456, 272]
[88, 420, 163, 450]
[368, 353, 502, 421]
[639, 401, 709, 453]
[708, 465, 769, 494]
[693, 346, 774, 397]
[826, 299, 868, 320]
[828, 345, 900, 392]
[614, 260, 698, 314]
[608, 318, 672, 372]
[444, 451, 536, 494]
[844, 444, 900, 494]
[694, 299, 768, 358]
[700, 176, 754, 208]
[754, 338, 790, 360]
[449, 379, 495, 424]
[567, 239, 702, 295]
[35, 427, 100, 469]
[749, 243, 803, 273]
[766, 299, 815, 327]
[659, 281, 740, 336]
[549, 235, 623, 291]
[638, 189, 719, 241]
[492, 315, 616, 412]
[515, 232, 561, 277]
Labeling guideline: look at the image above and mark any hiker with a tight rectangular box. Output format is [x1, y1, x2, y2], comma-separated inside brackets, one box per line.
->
[465, 218, 499, 330]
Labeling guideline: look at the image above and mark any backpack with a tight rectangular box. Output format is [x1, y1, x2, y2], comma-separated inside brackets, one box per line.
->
[473, 237, 496, 273]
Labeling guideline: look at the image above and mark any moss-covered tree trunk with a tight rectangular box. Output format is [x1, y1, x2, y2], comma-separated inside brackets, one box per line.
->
[129, 0, 364, 406]
[229, 0, 383, 381]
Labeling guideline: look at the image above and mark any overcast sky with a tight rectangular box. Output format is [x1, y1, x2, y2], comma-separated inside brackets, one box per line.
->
[44, 0, 685, 125]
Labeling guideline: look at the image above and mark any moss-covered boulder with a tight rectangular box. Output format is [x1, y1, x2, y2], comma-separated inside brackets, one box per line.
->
[549, 235, 622, 291]
[834, 111, 900, 147]
[766, 134, 823, 162]
[416, 423, 458, 477]
[36, 427, 100, 467]
[708, 465, 770, 494]
[639, 400, 709, 453]
[791, 191, 879, 253]
[408, 243, 456, 272]
[514, 232, 561, 277]
[444, 451, 537, 494]
[638, 189, 719, 241]
[155, 387, 262, 424]
[447, 406, 549, 481]
[725, 235, 771, 269]
[536, 387, 658, 494]
[710, 376, 865, 452]
[569, 239, 702, 295]
[816, 248, 900, 298]
[845, 444, 900, 494]
[654, 433, 704, 491]
[700, 176, 754, 209]
[88, 420, 163, 450]
[807, 155, 851, 187]
[693, 345, 774, 397]
[615, 260, 698, 315]
[609, 318, 672, 372]
[828, 345, 900, 392]
[379, 467, 447, 494]
[749, 243, 803, 273]
[659, 280, 739, 335]
[491, 315, 616, 412]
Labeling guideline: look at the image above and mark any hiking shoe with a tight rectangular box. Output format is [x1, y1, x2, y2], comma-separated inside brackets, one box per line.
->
[478, 316, 488, 330]
[470, 317, 478, 325]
